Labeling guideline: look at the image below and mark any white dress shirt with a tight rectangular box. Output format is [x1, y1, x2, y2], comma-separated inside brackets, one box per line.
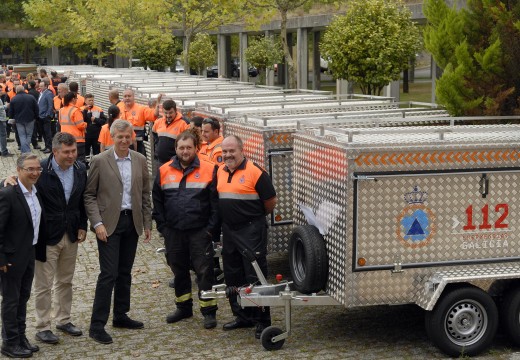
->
[18, 181, 42, 245]
[114, 150, 132, 210]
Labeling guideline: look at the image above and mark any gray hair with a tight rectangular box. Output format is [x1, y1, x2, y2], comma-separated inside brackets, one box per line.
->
[42, 77, 50, 86]
[17, 153, 39, 168]
[15, 85, 25, 94]
[108, 89, 120, 100]
[57, 83, 68, 91]
[110, 119, 133, 137]
[52, 132, 76, 150]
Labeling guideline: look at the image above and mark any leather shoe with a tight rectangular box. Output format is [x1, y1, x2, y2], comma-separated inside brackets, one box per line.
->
[1, 343, 32, 358]
[35, 330, 59, 344]
[166, 309, 193, 324]
[89, 329, 113, 344]
[42, 148, 51, 154]
[255, 324, 267, 339]
[56, 322, 83, 336]
[20, 336, 39, 353]
[113, 316, 144, 329]
[33, 145, 41, 150]
[222, 318, 254, 331]
[203, 313, 217, 329]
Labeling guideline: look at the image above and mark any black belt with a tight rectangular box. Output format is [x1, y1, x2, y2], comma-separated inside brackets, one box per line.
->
[121, 209, 132, 216]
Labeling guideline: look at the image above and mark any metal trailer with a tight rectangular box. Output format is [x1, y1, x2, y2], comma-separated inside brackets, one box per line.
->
[204, 120, 520, 357]
[199, 108, 447, 253]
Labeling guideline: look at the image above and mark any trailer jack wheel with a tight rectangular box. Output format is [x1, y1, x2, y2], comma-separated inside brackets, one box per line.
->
[260, 326, 285, 351]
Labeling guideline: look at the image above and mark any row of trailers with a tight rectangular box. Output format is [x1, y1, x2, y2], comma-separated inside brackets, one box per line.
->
[48, 66, 520, 356]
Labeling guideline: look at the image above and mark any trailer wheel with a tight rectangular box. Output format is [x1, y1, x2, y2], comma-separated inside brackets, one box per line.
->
[501, 288, 520, 346]
[425, 286, 498, 357]
[260, 326, 284, 351]
[289, 225, 328, 294]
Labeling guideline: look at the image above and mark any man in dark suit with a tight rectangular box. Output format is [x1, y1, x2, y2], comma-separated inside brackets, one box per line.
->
[0, 153, 46, 358]
[84, 119, 152, 344]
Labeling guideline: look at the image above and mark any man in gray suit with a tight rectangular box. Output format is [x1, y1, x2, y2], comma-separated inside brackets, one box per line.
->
[84, 119, 152, 344]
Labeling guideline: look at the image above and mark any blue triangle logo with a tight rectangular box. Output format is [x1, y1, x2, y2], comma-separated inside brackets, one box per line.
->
[407, 218, 425, 236]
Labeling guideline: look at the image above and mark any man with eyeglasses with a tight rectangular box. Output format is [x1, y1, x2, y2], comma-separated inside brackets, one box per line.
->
[200, 117, 224, 166]
[3, 132, 88, 346]
[0, 153, 46, 358]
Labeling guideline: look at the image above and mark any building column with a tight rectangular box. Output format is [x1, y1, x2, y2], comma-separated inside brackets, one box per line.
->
[239, 32, 248, 82]
[336, 79, 349, 99]
[218, 34, 231, 78]
[383, 81, 400, 101]
[312, 31, 321, 90]
[46, 46, 59, 66]
[265, 31, 275, 86]
[296, 27, 308, 90]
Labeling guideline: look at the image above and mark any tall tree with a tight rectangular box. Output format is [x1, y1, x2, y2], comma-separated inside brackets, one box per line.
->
[424, 0, 520, 116]
[245, 36, 284, 84]
[242, 0, 315, 89]
[188, 33, 216, 75]
[320, 0, 420, 95]
[165, 0, 239, 72]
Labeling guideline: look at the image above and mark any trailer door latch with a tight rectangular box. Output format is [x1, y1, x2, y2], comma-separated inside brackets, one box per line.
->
[353, 175, 376, 181]
[479, 173, 489, 198]
[391, 257, 404, 274]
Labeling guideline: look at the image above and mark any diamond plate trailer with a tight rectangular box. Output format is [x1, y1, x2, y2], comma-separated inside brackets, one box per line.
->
[198, 107, 448, 253]
[203, 120, 520, 356]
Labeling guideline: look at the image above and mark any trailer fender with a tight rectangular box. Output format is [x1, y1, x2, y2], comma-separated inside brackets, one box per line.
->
[289, 225, 328, 294]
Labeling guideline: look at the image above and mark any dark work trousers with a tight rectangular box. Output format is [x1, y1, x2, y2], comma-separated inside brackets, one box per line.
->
[76, 142, 86, 165]
[85, 137, 100, 158]
[90, 212, 138, 330]
[41, 116, 53, 150]
[165, 227, 217, 315]
[0, 249, 35, 345]
[221, 217, 270, 327]
[133, 129, 146, 157]
[31, 119, 41, 146]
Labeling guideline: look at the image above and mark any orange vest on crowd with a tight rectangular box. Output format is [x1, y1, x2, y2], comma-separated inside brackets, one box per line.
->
[59, 105, 87, 143]
[118, 102, 156, 132]
[7, 88, 28, 100]
[53, 96, 64, 112]
[75, 94, 85, 108]
[199, 135, 224, 165]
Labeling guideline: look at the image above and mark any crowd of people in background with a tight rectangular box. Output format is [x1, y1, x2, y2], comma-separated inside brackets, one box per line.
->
[0, 64, 278, 358]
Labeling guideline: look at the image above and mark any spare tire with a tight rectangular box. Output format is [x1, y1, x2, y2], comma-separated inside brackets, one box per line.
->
[289, 225, 328, 294]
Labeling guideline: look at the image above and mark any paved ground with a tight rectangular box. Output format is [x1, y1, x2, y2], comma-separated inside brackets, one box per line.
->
[2, 139, 520, 359]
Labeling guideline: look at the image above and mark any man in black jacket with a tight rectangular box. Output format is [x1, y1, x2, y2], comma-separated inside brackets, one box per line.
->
[3, 132, 87, 345]
[34, 132, 87, 343]
[8, 85, 39, 153]
[0, 153, 46, 357]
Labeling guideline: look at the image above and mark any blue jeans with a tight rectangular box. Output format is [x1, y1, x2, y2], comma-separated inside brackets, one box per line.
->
[0, 121, 7, 155]
[16, 121, 35, 153]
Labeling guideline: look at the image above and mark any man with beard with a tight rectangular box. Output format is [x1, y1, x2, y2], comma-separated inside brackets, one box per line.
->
[217, 135, 277, 339]
[151, 99, 189, 165]
[152, 129, 219, 329]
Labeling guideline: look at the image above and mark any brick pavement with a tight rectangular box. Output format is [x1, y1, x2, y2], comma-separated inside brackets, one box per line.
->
[1, 138, 520, 359]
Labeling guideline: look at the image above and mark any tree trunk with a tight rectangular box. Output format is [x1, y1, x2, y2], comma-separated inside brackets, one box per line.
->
[97, 44, 103, 67]
[280, 10, 296, 89]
